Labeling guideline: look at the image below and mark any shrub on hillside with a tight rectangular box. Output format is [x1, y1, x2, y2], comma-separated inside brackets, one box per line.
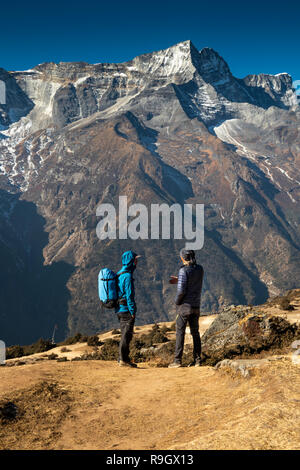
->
[279, 298, 295, 311]
[160, 325, 171, 334]
[87, 335, 102, 347]
[47, 353, 58, 360]
[151, 331, 169, 344]
[152, 340, 176, 367]
[129, 325, 171, 363]
[140, 324, 168, 347]
[6, 345, 24, 359]
[6, 338, 55, 359]
[27, 338, 54, 354]
[61, 333, 88, 345]
[111, 329, 121, 335]
[97, 339, 119, 361]
[129, 337, 150, 362]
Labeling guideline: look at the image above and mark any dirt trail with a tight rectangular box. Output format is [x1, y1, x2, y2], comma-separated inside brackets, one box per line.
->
[1, 301, 299, 450]
[0, 358, 299, 450]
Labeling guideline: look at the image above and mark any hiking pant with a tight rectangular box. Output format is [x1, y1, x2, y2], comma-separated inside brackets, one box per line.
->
[174, 304, 201, 363]
[118, 312, 135, 362]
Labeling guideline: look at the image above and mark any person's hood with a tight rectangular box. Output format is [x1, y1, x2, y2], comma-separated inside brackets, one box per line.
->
[120, 250, 138, 272]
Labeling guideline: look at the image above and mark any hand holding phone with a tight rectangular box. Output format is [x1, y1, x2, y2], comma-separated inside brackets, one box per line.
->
[169, 275, 178, 285]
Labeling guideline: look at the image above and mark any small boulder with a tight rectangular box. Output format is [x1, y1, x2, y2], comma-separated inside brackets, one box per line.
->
[202, 308, 299, 365]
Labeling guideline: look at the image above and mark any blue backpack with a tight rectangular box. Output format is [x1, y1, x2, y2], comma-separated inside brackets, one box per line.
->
[98, 268, 120, 309]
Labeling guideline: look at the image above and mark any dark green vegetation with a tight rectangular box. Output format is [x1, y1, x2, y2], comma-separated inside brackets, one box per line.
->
[6, 333, 98, 359]
[70, 324, 176, 365]
[6, 339, 54, 359]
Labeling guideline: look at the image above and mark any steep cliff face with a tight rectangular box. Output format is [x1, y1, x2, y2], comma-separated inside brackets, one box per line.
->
[0, 68, 33, 127]
[0, 40, 300, 345]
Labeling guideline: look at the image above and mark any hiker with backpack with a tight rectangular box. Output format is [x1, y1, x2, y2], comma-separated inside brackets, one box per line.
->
[168, 249, 204, 368]
[116, 250, 140, 367]
[98, 250, 140, 368]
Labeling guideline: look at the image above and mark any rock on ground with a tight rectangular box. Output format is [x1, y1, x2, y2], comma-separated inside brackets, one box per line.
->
[202, 306, 299, 365]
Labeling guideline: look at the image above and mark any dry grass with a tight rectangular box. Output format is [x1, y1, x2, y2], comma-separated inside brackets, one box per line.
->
[0, 358, 299, 450]
[1, 297, 299, 450]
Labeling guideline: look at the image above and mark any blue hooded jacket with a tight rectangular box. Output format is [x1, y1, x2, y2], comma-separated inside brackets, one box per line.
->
[116, 250, 137, 316]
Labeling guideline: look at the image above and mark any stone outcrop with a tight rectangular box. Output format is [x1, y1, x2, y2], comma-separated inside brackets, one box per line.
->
[202, 306, 299, 365]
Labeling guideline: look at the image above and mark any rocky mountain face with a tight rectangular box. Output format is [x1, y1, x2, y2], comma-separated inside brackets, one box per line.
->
[1, 40, 300, 345]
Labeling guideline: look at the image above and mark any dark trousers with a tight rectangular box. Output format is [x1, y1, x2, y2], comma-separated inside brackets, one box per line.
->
[118, 313, 135, 362]
[174, 304, 201, 363]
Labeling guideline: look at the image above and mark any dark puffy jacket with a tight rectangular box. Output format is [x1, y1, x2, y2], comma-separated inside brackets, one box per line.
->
[175, 263, 204, 307]
[116, 250, 137, 316]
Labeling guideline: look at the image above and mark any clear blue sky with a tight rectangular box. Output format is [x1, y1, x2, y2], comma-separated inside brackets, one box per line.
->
[1, 0, 299, 80]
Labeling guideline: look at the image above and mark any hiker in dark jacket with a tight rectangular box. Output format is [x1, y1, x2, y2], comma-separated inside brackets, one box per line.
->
[168, 249, 204, 368]
[116, 250, 140, 368]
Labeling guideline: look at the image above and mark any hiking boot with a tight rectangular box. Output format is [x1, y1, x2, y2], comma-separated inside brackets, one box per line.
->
[119, 360, 137, 368]
[168, 362, 182, 368]
[188, 359, 201, 367]
[128, 361, 138, 368]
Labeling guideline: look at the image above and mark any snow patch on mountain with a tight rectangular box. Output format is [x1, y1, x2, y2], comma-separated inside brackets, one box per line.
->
[214, 118, 299, 202]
